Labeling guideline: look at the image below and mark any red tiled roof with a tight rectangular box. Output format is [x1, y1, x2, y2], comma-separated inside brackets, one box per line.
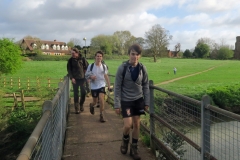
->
[22, 39, 69, 52]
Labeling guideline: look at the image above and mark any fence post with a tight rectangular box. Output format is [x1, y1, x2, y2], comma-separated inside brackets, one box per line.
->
[21, 90, 25, 110]
[201, 95, 211, 160]
[3, 77, 6, 87]
[18, 77, 21, 89]
[27, 77, 30, 90]
[48, 78, 51, 88]
[10, 77, 13, 88]
[149, 80, 156, 153]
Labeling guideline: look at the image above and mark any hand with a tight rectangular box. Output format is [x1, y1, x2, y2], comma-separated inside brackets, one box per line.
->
[115, 108, 120, 115]
[91, 75, 97, 80]
[72, 78, 76, 84]
[108, 87, 113, 92]
[144, 106, 149, 111]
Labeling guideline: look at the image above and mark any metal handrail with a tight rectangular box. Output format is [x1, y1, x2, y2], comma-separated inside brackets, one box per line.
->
[16, 75, 70, 160]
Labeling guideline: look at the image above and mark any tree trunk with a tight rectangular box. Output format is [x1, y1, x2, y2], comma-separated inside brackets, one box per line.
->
[153, 54, 157, 62]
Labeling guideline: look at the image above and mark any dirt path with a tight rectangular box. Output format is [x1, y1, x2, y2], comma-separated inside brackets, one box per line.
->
[155, 66, 216, 86]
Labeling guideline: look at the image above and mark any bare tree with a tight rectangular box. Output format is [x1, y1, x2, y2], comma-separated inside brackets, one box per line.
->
[172, 43, 181, 57]
[145, 24, 172, 62]
[69, 38, 82, 46]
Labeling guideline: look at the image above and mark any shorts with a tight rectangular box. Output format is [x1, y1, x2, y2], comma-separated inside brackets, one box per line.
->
[91, 87, 106, 98]
[121, 97, 145, 118]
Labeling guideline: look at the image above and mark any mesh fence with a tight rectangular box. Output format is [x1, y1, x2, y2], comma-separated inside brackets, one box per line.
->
[142, 84, 240, 160]
[202, 104, 240, 160]
[99, 75, 240, 160]
[17, 76, 70, 160]
[150, 89, 202, 160]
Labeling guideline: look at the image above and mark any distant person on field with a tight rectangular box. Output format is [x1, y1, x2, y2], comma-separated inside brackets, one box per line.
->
[85, 50, 111, 122]
[114, 44, 150, 160]
[173, 67, 177, 75]
[67, 48, 89, 114]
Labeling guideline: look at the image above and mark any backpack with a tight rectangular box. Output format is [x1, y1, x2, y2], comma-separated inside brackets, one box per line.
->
[90, 61, 108, 72]
[121, 61, 146, 85]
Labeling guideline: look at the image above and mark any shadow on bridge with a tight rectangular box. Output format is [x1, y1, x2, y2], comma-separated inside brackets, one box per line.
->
[62, 97, 155, 160]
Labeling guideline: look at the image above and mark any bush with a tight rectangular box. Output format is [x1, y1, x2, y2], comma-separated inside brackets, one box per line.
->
[88, 53, 129, 60]
[29, 55, 70, 61]
[206, 84, 240, 111]
[7, 108, 41, 133]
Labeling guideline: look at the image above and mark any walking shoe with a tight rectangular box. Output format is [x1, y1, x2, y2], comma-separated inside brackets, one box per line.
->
[74, 103, 80, 114]
[80, 105, 84, 112]
[130, 143, 141, 160]
[120, 137, 129, 154]
[99, 114, 106, 122]
[89, 103, 95, 115]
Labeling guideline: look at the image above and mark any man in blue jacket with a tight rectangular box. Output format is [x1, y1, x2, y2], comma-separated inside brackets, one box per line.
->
[114, 44, 150, 160]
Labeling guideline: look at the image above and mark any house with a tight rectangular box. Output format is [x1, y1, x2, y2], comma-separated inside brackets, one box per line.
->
[168, 50, 179, 57]
[168, 43, 181, 57]
[20, 39, 71, 55]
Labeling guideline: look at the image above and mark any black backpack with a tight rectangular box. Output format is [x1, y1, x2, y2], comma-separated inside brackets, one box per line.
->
[90, 60, 108, 72]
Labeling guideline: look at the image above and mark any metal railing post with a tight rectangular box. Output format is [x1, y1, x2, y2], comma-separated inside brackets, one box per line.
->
[201, 95, 211, 160]
[149, 80, 155, 153]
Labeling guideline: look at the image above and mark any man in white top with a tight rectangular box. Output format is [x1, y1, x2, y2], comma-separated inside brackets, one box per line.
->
[85, 51, 111, 122]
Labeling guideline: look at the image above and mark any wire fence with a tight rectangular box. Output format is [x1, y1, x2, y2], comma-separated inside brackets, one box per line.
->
[105, 76, 240, 160]
[16, 75, 70, 160]
[145, 82, 240, 160]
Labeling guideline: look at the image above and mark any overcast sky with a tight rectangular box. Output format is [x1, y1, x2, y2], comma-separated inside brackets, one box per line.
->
[1, 0, 240, 51]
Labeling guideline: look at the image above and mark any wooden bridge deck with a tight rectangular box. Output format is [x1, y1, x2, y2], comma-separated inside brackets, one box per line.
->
[62, 97, 155, 160]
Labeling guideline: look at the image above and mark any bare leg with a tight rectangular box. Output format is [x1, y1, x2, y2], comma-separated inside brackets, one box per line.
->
[99, 93, 105, 113]
[132, 116, 140, 139]
[123, 117, 133, 135]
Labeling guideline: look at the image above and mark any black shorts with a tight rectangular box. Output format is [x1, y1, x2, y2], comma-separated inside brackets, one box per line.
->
[121, 97, 145, 118]
[91, 87, 106, 98]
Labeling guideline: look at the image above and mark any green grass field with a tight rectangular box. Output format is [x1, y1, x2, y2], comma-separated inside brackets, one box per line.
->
[1, 57, 239, 159]
[1, 58, 238, 97]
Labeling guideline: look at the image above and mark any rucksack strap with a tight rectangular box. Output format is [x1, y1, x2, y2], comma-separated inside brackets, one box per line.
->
[122, 65, 128, 85]
[90, 63, 106, 72]
[121, 62, 145, 85]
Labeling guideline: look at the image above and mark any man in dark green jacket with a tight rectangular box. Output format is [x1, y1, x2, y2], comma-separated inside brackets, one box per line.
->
[67, 48, 89, 114]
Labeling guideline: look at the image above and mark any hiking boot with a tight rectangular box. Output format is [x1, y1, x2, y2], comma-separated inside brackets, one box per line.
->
[130, 143, 141, 160]
[74, 103, 80, 114]
[89, 103, 95, 115]
[80, 104, 84, 112]
[100, 114, 106, 122]
[120, 137, 129, 154]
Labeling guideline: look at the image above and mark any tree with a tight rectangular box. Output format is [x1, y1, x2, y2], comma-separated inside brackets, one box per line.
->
[196, 37, 215, 51]
[217, 47, 234, 60]
[113, 31, 132, 55]
[183, 49, 192, 58]
[193, 43, 210, 58]
[0, 38, 22, 76]
[91, 34, 117, 55]
[69, 38, 82, 46]
[145, 24, 172, 62]
[74, 45, 82, 51]
[67, 41, 74, 48]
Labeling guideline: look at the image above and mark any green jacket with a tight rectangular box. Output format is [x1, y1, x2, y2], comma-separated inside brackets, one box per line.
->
[67, 56, 89, 80]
